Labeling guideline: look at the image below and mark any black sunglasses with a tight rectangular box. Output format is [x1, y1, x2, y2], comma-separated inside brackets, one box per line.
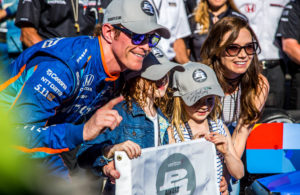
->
[113, 25, 161, 48]
[225, 42, 260, 57]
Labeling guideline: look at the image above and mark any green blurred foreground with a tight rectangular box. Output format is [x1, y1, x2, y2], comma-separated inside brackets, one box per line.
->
[0, 109, 103, 195]
[0, 109, 38, 195]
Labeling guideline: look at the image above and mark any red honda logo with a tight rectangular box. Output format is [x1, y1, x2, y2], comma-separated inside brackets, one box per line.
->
[245, 3, 256, 13]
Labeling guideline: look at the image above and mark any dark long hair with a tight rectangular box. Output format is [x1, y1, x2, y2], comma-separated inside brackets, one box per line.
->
[200, 16, 266, 125]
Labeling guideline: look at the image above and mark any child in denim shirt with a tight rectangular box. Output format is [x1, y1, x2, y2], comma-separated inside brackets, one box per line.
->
[77, 47, 184, 192]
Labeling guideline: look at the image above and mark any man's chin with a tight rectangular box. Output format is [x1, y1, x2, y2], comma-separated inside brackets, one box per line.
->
[121, 64, 141, 72]
[129, 63, 143, 71]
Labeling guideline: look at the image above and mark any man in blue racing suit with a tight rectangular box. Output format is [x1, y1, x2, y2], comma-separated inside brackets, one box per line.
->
[0, 0, 170, 180]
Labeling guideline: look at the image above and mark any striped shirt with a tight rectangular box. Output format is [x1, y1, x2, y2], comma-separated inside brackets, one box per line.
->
[172, 118, 226, 187]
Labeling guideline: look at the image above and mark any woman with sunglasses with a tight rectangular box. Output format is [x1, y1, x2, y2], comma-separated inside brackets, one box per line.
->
[187, 0, 247, 62]
[77, 48, 184, 193]
[200, 16, 269, 194]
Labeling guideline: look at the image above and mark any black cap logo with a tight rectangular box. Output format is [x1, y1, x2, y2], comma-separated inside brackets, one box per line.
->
[193, 69, 207, 82]
[141, 0, 155, 16]
[152, 47, 164, 58]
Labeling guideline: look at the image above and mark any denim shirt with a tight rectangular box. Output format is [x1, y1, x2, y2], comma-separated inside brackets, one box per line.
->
[77, 100, 170, 175]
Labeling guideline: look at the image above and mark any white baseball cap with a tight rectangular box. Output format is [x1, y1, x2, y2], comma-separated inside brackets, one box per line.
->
[125, 47, 184, 81]
[173, 62, 224, 106]
[103, 0, 170, 38]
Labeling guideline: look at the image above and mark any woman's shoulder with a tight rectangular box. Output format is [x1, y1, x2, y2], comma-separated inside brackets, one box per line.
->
[258, 74, 269, 86]
[255, 74, 270, 111]
[257, 73, 270, 95]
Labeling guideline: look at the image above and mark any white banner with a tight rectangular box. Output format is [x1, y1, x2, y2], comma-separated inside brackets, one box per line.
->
[115, 139, 219, 195]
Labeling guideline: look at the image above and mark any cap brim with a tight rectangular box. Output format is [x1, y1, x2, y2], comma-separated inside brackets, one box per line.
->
[141, 62, 184, 81]
[122, 21, 170, 39]
[181, 85, 224, 106]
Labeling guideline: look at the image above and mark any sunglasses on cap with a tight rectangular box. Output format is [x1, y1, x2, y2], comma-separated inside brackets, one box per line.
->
[225, 42, 260, 57]
[113, 25, 161, 48]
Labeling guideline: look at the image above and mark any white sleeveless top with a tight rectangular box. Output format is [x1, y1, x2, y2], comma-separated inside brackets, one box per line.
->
[221, 87, 241, 126]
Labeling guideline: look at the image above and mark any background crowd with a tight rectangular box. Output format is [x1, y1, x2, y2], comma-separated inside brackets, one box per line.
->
[0, 0, 299, 195]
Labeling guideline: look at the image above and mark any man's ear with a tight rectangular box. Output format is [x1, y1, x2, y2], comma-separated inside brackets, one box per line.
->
[102, 23, 115, 44]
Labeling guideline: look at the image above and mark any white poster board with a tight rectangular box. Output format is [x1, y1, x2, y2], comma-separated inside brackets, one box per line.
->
[115, 139, 219, 195]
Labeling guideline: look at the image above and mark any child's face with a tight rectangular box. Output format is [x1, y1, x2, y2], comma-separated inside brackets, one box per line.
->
[153, 74, 169, 98]
[184, 95, 215, 123]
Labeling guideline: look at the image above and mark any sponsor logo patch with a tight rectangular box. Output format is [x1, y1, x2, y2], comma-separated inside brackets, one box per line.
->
[47, 0, 66, 5]
[141, 0, 154, 16]
[42, 38, 64, 48]
[152, 47, 164, 58]
[83, 74, 95, 87]
[244, 3, 256, 13]
[107, 16, 121, 21]
[192, 69, 207, 83]
[47, 93, 56, 101]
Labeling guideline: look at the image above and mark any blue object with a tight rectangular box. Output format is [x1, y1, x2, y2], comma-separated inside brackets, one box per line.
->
[257, 171, 300, 194]
[283, 123, 300, 149]
[246, 149, 298, 173]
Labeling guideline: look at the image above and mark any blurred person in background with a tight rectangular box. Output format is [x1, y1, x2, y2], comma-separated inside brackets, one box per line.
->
[185, 0, 247, 62]
[151, 0, 191, 64]
[184, 0, 199, 18]
[0, 0, 22, 67]
[276, 0, 300, 110]
[234, 0, 289, 109]
[15, 0, 110, 48]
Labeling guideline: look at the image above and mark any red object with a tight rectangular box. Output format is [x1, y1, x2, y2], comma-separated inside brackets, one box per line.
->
[246, 123, 283, 149]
